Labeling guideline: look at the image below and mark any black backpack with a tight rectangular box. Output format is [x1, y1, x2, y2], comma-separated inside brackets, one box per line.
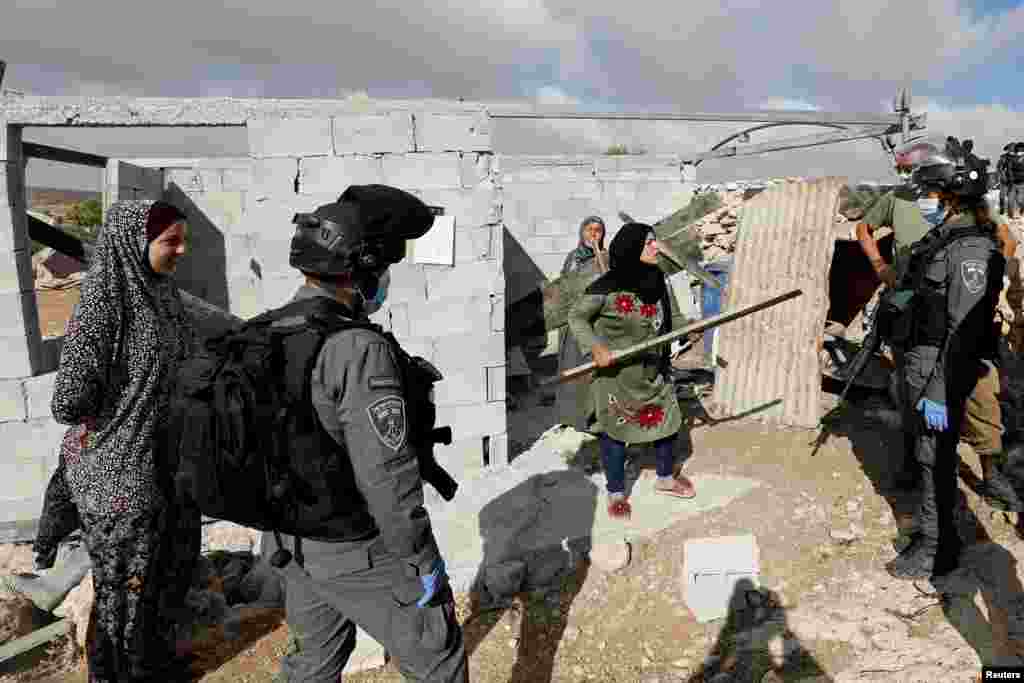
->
[1011, 155, 1024, 183]
[165, 296, 458, 567]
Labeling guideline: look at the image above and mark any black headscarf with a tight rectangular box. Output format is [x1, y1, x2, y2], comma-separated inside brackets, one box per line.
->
[585, 222, 668, 305]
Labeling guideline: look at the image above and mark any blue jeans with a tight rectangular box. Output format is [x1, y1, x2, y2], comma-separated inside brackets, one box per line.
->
[599, 434, 677, 495]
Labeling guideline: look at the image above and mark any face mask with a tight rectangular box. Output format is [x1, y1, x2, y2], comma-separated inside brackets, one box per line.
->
[917, 197, 945, 227]
[362, 271, 390, 315]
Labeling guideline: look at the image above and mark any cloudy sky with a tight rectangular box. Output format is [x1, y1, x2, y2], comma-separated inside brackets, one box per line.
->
[5, 0, 1024, 189]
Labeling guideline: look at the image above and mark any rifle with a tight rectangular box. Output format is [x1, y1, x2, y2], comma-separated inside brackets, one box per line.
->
[810, 306, 885, 456]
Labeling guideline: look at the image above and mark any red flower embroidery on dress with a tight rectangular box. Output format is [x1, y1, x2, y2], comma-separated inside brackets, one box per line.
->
[639, 303, 658, 318]
[636, 404, 665, 428]
[614, 294, 636, 314]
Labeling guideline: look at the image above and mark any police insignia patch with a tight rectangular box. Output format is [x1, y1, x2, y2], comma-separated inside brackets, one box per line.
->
[961, 259, 987, 295]
[366, 395, 407, 451]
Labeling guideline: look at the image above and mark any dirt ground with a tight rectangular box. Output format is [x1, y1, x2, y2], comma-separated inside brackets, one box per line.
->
[5, 304, 1019, 682]
[33, 287, 80, 339]
[6, 384, 1018, 682]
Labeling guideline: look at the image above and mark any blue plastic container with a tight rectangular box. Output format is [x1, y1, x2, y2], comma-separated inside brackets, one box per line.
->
[700, 260, 733, 361]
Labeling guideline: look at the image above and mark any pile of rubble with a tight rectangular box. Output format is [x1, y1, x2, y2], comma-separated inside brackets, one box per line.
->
[31, 247, 85, 291]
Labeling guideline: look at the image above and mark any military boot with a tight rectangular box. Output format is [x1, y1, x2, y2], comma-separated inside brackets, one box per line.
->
[886, 468, 941, 580]
[982, 459, 1024, 512]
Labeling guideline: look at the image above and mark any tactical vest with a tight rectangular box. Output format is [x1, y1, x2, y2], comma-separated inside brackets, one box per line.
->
[898, 220, 1003, 353]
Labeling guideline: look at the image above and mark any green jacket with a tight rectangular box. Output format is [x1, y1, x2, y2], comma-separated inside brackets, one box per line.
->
[568, 290, 682, 444]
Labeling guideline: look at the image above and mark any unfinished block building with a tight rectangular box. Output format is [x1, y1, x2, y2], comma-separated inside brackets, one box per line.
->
[0, 95, 698, 539]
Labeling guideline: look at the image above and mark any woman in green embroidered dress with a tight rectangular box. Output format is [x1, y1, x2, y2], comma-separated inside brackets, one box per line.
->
[568, 222, 696, 519]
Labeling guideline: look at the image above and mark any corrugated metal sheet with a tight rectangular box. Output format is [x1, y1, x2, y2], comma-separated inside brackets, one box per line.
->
[710, 177, 846, 428]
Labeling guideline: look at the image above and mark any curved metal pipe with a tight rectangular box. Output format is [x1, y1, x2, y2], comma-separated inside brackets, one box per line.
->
[694, 121, 850, 167]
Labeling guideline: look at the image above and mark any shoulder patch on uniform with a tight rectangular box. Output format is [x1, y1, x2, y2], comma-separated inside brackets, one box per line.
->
[366, 395, 407, 451]
[368, 376, 401, 390]
[961, 259, 987, 294]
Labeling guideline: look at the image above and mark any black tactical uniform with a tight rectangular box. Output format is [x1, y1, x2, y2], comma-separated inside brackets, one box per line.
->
[887, 214, 1005, 580]
[272, 186, 468, 682]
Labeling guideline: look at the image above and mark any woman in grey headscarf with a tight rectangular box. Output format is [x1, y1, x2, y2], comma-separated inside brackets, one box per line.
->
[50, 199, 199, 682]
[555, 215, 608, 431]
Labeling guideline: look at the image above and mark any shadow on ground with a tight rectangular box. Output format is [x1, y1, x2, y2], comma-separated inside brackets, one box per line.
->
[462, 471, 597, 683]
[817, 381, 1024, 668]
[687, 577, 829, 682]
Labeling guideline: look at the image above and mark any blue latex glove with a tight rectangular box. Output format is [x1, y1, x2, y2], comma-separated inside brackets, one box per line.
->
[916, 398, 948, 432]
[417, 558, 448, 608]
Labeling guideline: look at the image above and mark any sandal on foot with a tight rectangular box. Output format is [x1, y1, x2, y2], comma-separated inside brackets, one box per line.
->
[607, 499, 632, 519]
[655, 476, 696, 499]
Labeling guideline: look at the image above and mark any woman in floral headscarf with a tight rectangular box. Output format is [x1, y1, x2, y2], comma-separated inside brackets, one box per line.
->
[568, 222, 696, 519]
[555, 216, 608, 431]
[50, 199, 199, 681]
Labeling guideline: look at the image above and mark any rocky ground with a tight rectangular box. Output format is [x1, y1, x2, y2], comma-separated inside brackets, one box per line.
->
[6, 371, 1024, 683]
[8, 185, 1024, 681]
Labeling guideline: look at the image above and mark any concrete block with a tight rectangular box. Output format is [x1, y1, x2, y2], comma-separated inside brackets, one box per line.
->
[0, 496, 44, 526]
[221, 165, 254, 192]
[388, 303, 411, 339]
[23, 373, 56, 421]
[0, 379, 26, 423]
[498, 157, 594, 184]
[332, 113, 414, 155]
[227, 274, 262, 320]
[459, 153, 494, 188]
[0, 289, 30, 329]
[489, 224, 503, 261]
[0, 249, 33, 294]
[0, 203, 29, 254]
[0, 419, 59, 471]
[240, 192, 335, 242]
[432, 331, 503, 370]
[249, 234, 294, 280]
[436, 402, 506, 441]
[383, 263, 427, 305]
[564, 180, 605, 200]
[190, 191, 246, 232]
[532, 218, 575, 238]
[425, 260, 501, 301]
[683, 535, 760, 623]
[486, 365, 506, 402]
[0, 333, 34, 382]
[380, 154, 461, 190]
[432, 367, 487, 407]
[594, 155, 682, 181]
[247, 116, 333, 158]
[299, 155, 383, 196]
[414, 112, 492, 153]
[165, 168, 223, 194]
[259, 272, 304, 312]
[225, 233, 256, 277]
[453, 225, 494, 264]
[409, 186, 499, 231]
[250, 158, 299, 201]
[405, 295, 490, 338]
[490, 294, 504, 332]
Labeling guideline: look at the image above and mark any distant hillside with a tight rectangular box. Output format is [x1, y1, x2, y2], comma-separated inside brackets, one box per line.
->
[28, 186, 102, 222]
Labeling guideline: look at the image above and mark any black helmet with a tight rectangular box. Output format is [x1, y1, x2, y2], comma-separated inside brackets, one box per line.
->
[289, 184, 438, 278]
[893, 135, 989, 198]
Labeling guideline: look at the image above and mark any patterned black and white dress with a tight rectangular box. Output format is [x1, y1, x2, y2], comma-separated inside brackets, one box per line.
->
[51, 200, 199, 682]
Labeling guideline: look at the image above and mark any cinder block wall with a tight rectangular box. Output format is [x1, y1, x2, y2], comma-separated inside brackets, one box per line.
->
[241, 110, 506, 485]
[0, 122, 68, 539]
[0, 104, 697, 537]
[500, 155, 694, 297]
